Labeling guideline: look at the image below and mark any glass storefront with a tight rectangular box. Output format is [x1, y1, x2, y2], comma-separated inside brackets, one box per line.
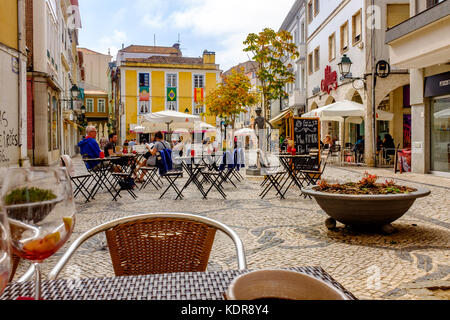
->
[431, 96, 450, 173]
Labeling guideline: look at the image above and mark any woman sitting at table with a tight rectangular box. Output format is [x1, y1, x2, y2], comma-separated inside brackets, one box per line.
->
[323, 135, 333, 149]
[134, 131, 171, 182]
[382, 134, 396, 162]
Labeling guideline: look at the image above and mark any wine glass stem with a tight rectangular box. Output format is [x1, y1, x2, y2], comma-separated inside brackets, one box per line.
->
[33, 263, 41, 300]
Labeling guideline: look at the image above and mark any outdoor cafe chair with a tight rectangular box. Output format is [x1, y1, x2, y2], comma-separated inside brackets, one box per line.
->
[61, 155, 93, 202]
[110, 155, 139, 201]
[138, 165, 161, 191]
[48, 213, 247, 279]
[259, 151, 286, 199]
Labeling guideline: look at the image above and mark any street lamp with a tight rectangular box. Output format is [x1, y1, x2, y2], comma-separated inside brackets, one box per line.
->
[338, 54, 391, 167]
[70, 84, 81, 99]
[338, 54, 352, 78]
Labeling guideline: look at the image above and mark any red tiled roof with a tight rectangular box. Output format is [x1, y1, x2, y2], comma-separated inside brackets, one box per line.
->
[120, 45, 180, 56]
[125, 56, 204, 65]
[77, 47, 111, 56]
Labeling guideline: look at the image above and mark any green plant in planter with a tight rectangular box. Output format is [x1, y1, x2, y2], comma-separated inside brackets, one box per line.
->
[5, 187, 57, 205]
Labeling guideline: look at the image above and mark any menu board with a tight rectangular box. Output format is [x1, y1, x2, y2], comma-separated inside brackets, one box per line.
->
[292, 117, 320, 155]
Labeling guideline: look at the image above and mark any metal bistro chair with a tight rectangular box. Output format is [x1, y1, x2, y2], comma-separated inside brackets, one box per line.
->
[61, 155, 93, 202]
[48, 213, 247, 279]
[259, 151, 287, 199]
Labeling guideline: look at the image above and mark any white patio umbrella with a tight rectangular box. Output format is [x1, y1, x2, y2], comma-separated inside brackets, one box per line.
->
[234, 128, 257, 136]
[142, 110, 201, 133]
[173, 128, 190, 134]
[302, 100, 394, 149]
[193, 121, 216, 132]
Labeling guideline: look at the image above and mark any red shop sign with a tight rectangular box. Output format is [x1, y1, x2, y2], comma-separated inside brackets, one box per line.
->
[321, 65, 338, 94]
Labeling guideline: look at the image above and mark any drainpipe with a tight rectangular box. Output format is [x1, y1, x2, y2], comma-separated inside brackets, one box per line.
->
[371, 0, 377, 167]
[17, 0, 29, 167]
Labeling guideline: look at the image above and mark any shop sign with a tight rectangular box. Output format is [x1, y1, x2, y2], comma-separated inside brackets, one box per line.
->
[424, 71, 450, 97]
[321, 65, 338, 94]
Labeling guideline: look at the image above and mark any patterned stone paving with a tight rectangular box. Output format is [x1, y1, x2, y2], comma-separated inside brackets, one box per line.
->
[11, 156, 450, 300]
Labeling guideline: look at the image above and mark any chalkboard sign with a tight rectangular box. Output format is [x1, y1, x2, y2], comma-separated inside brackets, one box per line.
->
[292, 117, 320, 155]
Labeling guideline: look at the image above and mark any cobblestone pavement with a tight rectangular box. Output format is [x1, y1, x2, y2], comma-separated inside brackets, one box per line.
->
[12, 156, 450, 300]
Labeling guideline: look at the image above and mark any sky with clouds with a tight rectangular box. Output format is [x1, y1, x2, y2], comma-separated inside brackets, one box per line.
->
[78, 0, 296, 72]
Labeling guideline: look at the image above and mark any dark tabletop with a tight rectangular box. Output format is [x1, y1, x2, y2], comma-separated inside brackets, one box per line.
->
[1, 267, 357, 300]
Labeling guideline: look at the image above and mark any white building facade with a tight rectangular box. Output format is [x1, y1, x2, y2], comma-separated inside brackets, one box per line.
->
[306, 0, 411, 166]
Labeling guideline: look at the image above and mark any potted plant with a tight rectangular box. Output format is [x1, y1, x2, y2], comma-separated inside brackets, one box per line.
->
[4, 187, 62, 224]
[301, 172, 431, 234]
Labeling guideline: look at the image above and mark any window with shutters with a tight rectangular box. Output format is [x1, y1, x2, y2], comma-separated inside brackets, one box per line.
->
[86, 98, 94, 113]
[340, 21, 349, 53]
[308, 52, 313, 74]
[308, 1, 313, 23]
[167, 73, 177, 87]
[386, 4, 410, 29]
[194, 74, 204, 88]
[98, 99, 106, 113]
[314, 47, 320, 72]
[352, 10, 362, 45]
[328, 33, 336, 61]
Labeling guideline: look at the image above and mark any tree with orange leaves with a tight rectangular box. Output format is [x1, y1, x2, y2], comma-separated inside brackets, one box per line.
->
[203, 67, 259, 129]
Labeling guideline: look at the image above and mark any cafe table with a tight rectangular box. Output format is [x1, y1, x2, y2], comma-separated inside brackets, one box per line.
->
[0, 267, 357, 300]
[82, 157, 121, 200]
[277, 155, 313, 198]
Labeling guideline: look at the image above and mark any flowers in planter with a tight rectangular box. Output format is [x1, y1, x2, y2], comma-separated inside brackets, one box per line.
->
[315, 173, 416, 195]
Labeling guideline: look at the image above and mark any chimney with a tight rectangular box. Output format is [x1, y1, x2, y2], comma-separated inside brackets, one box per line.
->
[121, 43, 124, 49]
[202, 50, 215, 64]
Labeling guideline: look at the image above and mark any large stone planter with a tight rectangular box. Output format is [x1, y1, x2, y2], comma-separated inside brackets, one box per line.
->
[301, 186, 431, 234]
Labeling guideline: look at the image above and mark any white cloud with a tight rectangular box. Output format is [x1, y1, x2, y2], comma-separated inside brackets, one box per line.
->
[92, 30, 128, 58]
[170, 0, 294, 36]
[168, 0, 295, 71]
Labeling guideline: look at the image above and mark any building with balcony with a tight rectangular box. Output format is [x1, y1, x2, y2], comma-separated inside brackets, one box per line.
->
[115, 44, 221, 142]
[305, 0, 411, 166]
[386, 0, 450, 175]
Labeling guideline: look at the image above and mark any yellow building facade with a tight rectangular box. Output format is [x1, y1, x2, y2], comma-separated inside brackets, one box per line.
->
[0, 0, 18, 50]
[84, 90, 109, 140]
[119, 50, 220, 141]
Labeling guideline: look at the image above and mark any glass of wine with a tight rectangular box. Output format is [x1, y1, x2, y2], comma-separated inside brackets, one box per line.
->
[0, 167, 76, 300]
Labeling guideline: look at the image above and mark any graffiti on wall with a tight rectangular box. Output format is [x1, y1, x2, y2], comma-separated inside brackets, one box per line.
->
[0, 109, 19, 163]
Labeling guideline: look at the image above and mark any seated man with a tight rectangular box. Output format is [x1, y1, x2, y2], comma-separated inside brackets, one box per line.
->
[78, 126, 102, 170]
[104, 132, 118, 157]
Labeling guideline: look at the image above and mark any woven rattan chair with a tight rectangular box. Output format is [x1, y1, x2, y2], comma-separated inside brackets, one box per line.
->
[48, 212, 247, 280]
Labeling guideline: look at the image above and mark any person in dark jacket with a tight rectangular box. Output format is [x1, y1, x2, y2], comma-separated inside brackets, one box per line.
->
[78, 125, 101, 170]
[382, 133, 396, 161]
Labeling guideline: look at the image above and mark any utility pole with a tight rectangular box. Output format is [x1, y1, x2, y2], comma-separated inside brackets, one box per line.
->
[371, 0, 377, 167]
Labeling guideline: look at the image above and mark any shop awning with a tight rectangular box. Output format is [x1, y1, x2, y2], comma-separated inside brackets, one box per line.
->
[269, 109, 292, 125]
